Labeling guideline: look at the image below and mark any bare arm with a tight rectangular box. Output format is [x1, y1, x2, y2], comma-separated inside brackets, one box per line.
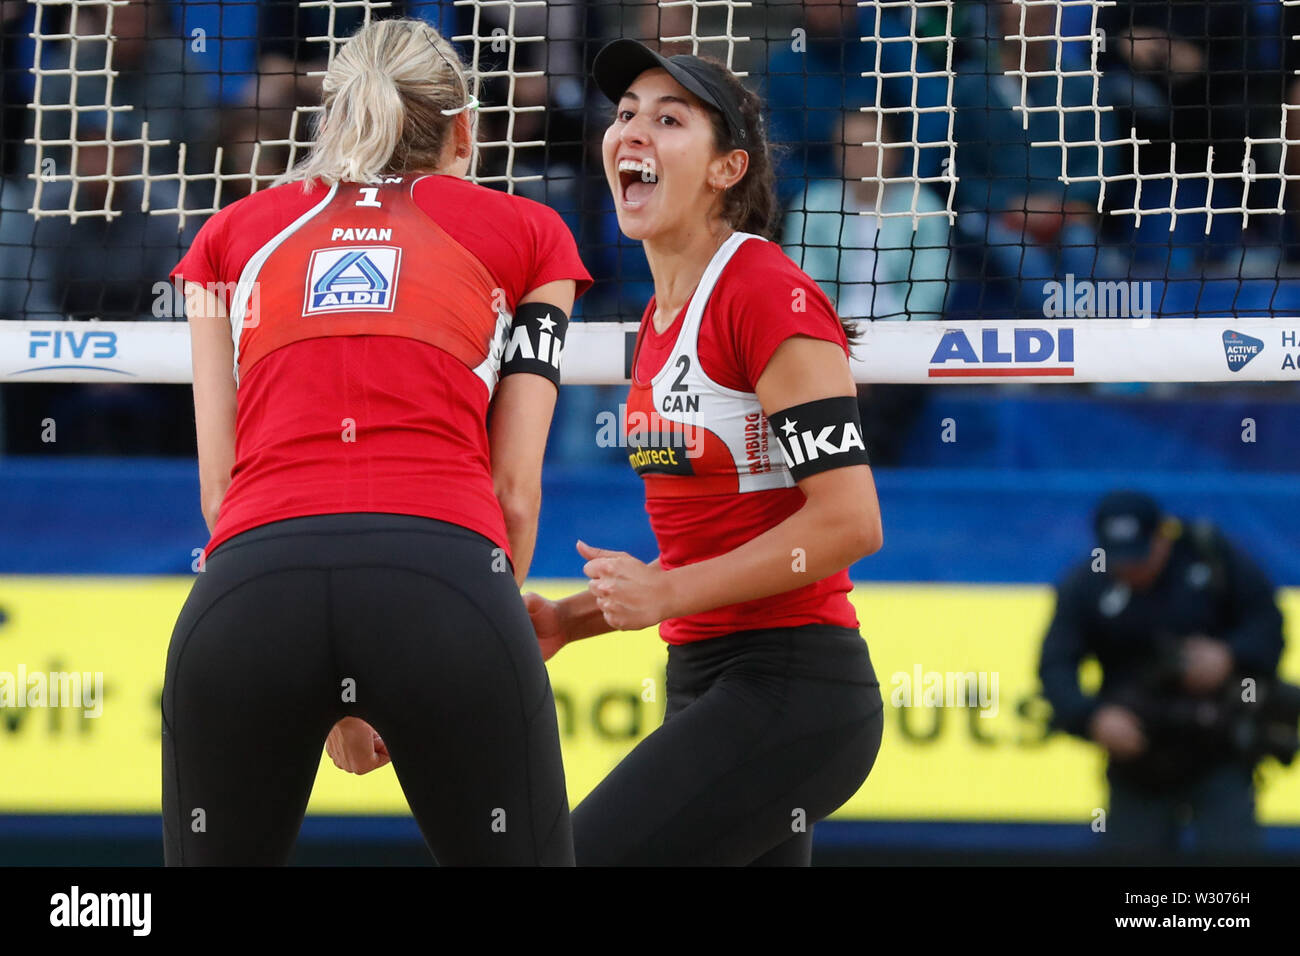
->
[523, 555, 662, 662]
[552, 555, 662, 642]
[186, 283, 236, 535]
[487, 278, 576, 586]
[553, 587, 615, 642]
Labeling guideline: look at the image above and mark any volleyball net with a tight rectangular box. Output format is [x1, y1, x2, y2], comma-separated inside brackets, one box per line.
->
[3, 0, 1300, 383]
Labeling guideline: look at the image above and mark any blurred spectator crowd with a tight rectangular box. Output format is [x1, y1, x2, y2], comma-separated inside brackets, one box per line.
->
[4, 0, 1300, 456]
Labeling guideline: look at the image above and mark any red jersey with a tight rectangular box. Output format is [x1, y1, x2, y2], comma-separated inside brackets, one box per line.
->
[171, 174, 591, 558]
[627, 233, 860, 644]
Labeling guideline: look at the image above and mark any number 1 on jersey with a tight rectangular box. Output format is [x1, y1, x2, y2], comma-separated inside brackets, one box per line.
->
[356, 188, 382, 208]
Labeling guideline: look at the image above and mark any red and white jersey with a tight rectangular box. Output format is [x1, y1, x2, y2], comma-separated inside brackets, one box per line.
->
[627, 234, 860, 644]
[229, 177, 510, 389]
[626, 232, 795, 498]
[171, 174, 591, 559]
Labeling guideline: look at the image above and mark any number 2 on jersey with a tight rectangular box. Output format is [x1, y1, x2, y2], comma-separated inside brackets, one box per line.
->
[671, 355, 691, 392]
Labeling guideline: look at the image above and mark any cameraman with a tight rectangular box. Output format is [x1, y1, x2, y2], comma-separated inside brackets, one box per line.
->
[1038, 491, 1286, 855]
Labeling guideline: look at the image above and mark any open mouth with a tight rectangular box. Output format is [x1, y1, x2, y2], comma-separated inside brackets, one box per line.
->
[617, 157, 659, 208]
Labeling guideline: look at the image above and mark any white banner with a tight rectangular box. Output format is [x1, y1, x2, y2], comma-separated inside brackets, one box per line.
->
[3, 318, 1299, 384]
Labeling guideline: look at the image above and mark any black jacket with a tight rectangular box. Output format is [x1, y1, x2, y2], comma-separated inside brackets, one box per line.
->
[1038, 520, 1284, 775]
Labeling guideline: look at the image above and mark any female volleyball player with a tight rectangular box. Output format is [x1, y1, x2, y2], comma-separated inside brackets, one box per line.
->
[163, 18, 590, 865]
[523, 40, 887, 866]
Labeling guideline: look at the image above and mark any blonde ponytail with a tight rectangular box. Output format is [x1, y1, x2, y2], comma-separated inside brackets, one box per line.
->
[277, 18, 472, 189]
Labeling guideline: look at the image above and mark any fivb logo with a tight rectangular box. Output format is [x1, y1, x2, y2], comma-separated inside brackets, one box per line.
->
[774, 417, 866, 469]
[1222, 330, 1263, 372]
[929, 327, 1075, 378]
[28, 330, 117, 360]
[303, 246, 401, 313]
[17, 329, 124, 377]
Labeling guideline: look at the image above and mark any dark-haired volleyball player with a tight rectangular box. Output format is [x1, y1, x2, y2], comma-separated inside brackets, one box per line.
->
[524, 40, 886, 865]
[164, 18, 590, 865]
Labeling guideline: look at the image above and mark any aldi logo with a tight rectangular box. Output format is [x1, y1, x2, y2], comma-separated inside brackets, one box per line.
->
[1222, 330, 1263, 372]
[928, 327, 1075, 377]
[303, 246, 401, 314]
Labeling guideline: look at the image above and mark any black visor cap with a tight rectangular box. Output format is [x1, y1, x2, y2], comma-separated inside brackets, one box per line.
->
[592, 38, 748, 147]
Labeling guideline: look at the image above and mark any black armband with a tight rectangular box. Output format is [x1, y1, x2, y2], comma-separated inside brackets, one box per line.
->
[500, 302, 569, 386]
[770, 396, 870, 479]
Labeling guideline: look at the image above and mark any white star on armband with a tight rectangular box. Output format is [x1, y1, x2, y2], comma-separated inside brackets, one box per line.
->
[499, 301, 569, 388]
[781, 419, 798, 437]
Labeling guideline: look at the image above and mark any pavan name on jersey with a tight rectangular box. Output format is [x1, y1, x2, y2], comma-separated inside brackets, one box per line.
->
[330, 227, 393, 242]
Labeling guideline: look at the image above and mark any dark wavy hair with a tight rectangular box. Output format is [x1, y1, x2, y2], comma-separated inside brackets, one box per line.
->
[692, 57, 861, 343]
[688, 57, 778, 240]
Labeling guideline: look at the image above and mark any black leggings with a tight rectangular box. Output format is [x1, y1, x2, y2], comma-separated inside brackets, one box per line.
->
[571, 624, 884, 866]
[162, 513, 572, 866]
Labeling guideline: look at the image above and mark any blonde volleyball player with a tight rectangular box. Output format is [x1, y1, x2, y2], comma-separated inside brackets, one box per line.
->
[523, 41, 886, 865]
[164, 18, 590, 865]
